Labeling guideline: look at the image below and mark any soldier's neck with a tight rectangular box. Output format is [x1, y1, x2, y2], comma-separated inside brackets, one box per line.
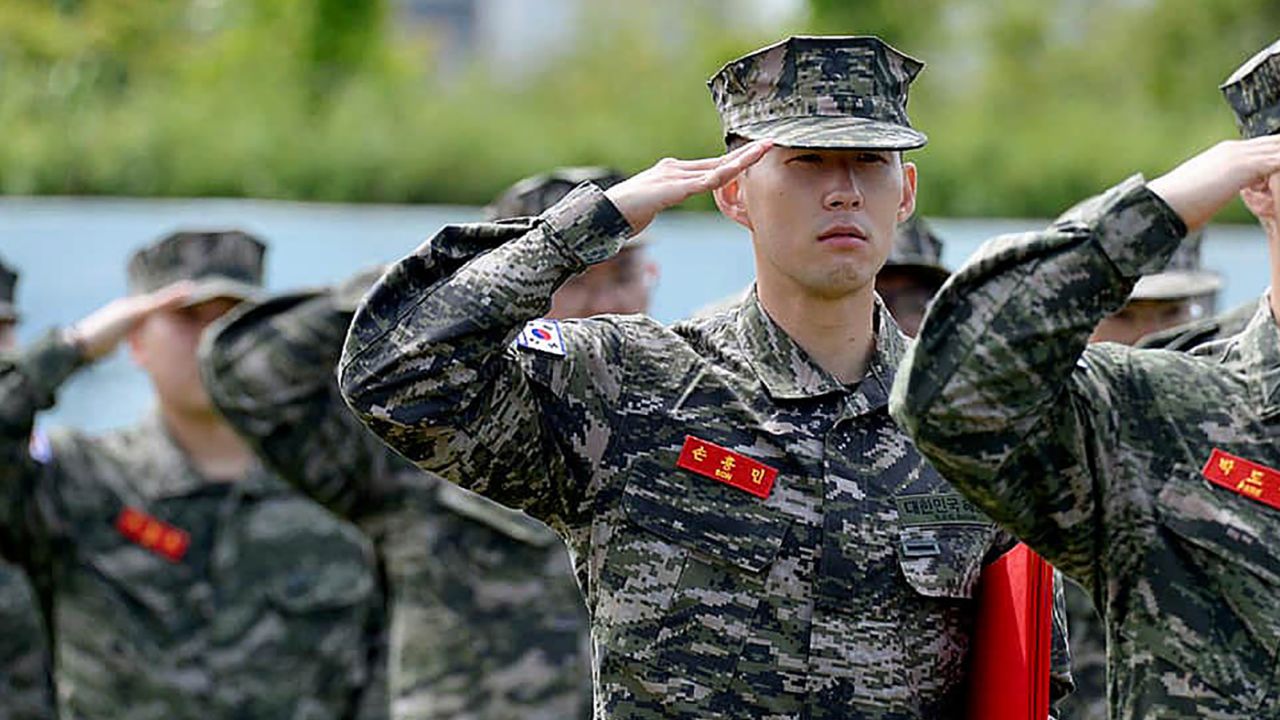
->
[755, 274, 877, 385]
[158, 403, 257, 483]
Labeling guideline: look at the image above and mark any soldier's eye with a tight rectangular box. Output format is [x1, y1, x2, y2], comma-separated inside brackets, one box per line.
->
[788, 154, 823, 165]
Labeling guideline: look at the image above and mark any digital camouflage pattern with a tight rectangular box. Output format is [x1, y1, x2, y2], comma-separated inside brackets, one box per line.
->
[485, 167, 626, 221]
[0, 560, 56, 720]
[127, 230, 266, 306]
[891, 174, 1280, 719]
[0, 331, 387, 720]
[337, 181, 1073, 719]
[199, 276, 593, 720]
[1137, 300, 1257, 351]
[1057, 582, 1105, 720]
[1127, 229, 1221, 302]
[708, 35, 928, 150]
[1222, 38, 1280, 139]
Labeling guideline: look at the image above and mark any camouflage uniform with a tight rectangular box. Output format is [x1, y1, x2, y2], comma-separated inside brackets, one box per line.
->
[338, 36, 1070, 719]
[0, 256, 59, 720]
[891, 40, 1280, 720]
[0, 232, 386, 720]
[200, 270, 593, 720]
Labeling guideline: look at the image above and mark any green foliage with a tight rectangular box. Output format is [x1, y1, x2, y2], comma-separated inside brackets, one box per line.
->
[0, 0, 1275, 220]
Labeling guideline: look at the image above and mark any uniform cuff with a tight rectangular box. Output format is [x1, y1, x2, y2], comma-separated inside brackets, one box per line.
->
[541, 182, 634, 266]
[1081, 174, 1189, 280]
[19, 329, 86, 406]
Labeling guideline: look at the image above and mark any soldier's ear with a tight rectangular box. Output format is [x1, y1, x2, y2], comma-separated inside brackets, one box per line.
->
[896, 161, 918, 223]
[1240, 174, 1277, 221]
[713, 176, 752, 231]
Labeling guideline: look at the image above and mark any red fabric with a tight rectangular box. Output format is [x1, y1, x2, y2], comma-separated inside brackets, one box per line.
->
[966, 543, 1053, 720]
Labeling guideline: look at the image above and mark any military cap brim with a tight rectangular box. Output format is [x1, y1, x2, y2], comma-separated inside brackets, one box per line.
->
[1130, 270, 1223, 302]
[734, 116, 927, 151]
[179, 277, 264, 308]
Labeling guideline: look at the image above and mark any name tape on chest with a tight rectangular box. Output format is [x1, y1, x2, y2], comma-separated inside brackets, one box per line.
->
[115, 507, 191, 563]
[1201, 448, 1280, 512]
[676, 435, 778, 500]
[515, 319, 566, 357]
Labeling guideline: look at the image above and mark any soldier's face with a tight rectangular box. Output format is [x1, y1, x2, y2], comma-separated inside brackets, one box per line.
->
[1089, 298, 1197, 346]
[0, 321, 15, 352]
[548, 247, 656, 319]
[719, 146, 916, 299]
[129, 297, 241, 414]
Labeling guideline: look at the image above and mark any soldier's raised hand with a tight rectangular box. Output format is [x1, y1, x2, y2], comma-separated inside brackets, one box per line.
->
[605, 140, 772, 236]
[1148, 135, 1280, 232]
[66, 282, 193, 361]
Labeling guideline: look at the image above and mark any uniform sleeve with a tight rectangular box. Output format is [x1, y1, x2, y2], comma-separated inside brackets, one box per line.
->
[889, 176, 1187, 589]
[0, 332, 84, 558]
[201, 283, 411, 522]
[338, 183, 634, 529]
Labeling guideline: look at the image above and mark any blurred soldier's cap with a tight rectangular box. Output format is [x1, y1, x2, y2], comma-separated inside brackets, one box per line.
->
[486, 167, 646, 247]
[1222, 38, 1280, 138]
[128, 230, 266, 306]
[486, 167, 627, 220]
[0, 255, 18, 322]
[883, 216, 950, 287]
[1131, 229, 1222, 302]
[708, 35, 927, 151]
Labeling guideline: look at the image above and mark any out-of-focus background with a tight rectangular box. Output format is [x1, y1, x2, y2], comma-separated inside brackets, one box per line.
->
[2, 0, 1277, 430]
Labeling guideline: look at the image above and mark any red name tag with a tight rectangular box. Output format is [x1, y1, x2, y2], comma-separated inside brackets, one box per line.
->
[115, 507, 191, 563]
[1201, 449, 1280, 512]
[676, 435, 778, 500]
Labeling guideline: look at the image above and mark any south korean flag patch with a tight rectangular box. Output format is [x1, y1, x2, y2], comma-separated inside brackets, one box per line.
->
[515, 318, 567, 357]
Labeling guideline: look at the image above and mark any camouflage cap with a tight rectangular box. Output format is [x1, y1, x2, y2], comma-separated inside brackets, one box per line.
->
[1131, 229, 1222, 302]
[0, 254, 17, 322]
[128, 230, 266, 306]
[882, 216, 950, 287]
[485, 167, 628, 220]
[708, 35, 927, 151]
[1222, 38, 1280, 138]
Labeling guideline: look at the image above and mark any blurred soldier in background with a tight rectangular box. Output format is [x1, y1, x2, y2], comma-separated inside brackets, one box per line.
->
[201, 167, 655, 720]
[874, 215, 951, 336]
[0, 231, 386, 719]
[0, 254, 59, 720]
[1090, 230, 1223, 345]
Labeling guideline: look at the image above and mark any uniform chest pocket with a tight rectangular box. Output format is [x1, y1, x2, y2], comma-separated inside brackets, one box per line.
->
[1129, 476, 1280, 707]
[598, 462, 791, 694]
[894, 493, 994, 600]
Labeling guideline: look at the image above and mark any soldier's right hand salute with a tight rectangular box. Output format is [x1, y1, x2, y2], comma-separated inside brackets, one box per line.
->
[604, 140, 771, 234]
[64, 281, 192, 361]
[1148, 134, 1280, 231]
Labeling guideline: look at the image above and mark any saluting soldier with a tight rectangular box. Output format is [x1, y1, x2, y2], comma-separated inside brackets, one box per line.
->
[0, 232, 386, 719]
[892, 38, 1280, 720]
[0, 254, 58, 720]
[338, 35, 1070, 719]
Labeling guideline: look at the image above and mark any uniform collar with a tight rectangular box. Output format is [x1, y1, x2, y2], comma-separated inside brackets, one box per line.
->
[1233, 295, 1280, 419]
[130, 412, 277, 500]
[734, 287, 907, 410]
